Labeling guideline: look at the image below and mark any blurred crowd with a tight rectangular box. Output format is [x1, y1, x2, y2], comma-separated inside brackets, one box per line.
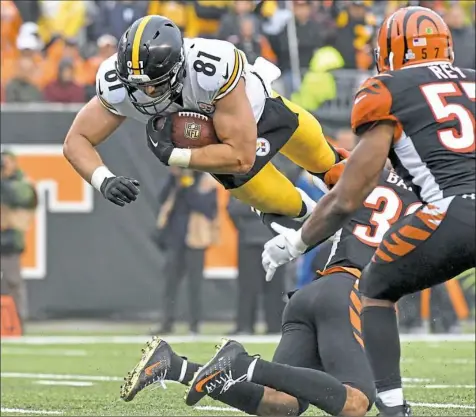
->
[2, 0, 475, 104]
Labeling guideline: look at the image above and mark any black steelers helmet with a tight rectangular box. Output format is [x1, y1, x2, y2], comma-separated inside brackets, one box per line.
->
[116, 15, 185, 115]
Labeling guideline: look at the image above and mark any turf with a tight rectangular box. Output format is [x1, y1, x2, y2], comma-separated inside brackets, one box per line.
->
[1, 338, 475, 416]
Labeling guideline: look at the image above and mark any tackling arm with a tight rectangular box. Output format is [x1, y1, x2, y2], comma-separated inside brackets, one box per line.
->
[188, 79, 257, 174]
[300, 122, 395, 246]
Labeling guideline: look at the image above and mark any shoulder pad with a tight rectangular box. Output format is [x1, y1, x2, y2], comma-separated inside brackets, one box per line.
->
[351, 74, 401, 137]
[190, 39, 245, 101]
[95, 54, 126, 115]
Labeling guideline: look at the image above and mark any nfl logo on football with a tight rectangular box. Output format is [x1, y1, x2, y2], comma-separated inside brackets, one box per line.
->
[184, 122, 201, 140]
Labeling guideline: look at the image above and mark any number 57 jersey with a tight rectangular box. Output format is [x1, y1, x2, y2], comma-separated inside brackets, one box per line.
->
[351, 62, 475, 204]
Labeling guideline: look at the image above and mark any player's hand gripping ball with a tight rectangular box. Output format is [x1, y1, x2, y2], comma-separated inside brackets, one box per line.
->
[147, 112, 219, 166]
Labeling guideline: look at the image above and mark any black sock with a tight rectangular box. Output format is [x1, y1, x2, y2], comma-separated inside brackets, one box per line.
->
[208, 382, 264, 415]
[235, 355, 347, 416]
[361, 306, 402, 392]
[169, 356, 201, 385]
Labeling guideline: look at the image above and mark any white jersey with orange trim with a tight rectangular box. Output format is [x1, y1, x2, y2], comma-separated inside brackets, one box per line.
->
[95, 37, 277, 124]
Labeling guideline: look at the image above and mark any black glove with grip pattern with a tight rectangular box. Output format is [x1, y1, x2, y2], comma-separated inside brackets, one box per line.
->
[100, 176, 140, 207]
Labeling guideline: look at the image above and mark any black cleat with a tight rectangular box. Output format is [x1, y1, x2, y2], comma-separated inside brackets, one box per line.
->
[120, 337, 182, 402]
[184, 339, 250, 406]
[376, 398, 413, 416]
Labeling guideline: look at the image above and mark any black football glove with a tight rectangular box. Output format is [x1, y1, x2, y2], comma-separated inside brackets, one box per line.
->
[146, 115, 175, 165]
[100, 176, 140, 207]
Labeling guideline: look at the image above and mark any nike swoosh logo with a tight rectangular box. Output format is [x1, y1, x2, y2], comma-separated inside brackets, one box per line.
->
[98, 80, 103, 95]
[195, 371, 221, 393]
[276, 245, 285, 250]
[144, 361, 162, 376]
[354, 94, 367, 105]
[223, 64, 229, 80]
[148, 133, 159, 148]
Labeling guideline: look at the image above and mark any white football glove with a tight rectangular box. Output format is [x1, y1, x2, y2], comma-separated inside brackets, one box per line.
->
[262, 222, 309, 282]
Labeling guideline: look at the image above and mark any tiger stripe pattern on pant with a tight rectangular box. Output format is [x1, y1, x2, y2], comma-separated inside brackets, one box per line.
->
[372, 202, 448, 263]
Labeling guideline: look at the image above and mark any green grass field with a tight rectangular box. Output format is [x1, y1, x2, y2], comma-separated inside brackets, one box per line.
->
[1, 334, 475, 416]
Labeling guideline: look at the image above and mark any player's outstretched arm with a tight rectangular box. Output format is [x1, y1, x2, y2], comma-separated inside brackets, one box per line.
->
[261, 122, 394, 281]
[188, 79, 257, 174]
[63, 97, 124, 181]
[300, 122, 395, 246]
[64, 97, 140, 207]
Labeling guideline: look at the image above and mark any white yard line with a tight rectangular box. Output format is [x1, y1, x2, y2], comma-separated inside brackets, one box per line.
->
[410, 402, 476, 409]
[407, 384, 475, 389]
[1, 372, 122, 382]
[196, 403, 476, 412]
[402, 377, 433, 383]
[3, 372, 473, 391]
[34, 380, 94, 387]
[2, 404, 474, 415]
[194, 406, 242, 412]
[1, 408, 63, 415]
[1, 348, 87, 356]
[1, 333, 474, 345]
[403, 357, 475, 364]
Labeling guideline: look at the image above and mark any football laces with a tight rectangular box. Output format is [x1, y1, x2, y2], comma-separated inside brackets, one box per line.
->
[178, 111, 209, 121]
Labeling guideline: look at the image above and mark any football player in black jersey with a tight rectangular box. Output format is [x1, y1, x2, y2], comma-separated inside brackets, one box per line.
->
[120, 168, 421, 417]
[258, 6, 475, 417]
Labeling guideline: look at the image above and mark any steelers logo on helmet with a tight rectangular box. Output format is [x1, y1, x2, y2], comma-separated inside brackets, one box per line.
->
[256, 138, 270, 156]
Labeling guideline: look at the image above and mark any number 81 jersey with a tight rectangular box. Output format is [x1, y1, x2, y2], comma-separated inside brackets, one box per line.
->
[351, 62, 475, 204]
[96, 38, 268, 124]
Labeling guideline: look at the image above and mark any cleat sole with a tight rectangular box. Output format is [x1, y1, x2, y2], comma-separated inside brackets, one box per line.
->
[183, 338, 230, 406]
[120, 336, 163, 402]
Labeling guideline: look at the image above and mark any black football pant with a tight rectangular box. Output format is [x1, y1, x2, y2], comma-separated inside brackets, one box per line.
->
[272, 272, 376, 413]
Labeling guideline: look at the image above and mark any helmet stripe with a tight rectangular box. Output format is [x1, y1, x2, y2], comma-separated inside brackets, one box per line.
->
[132, 16, 153, 75]
[386, 11, 398, 62]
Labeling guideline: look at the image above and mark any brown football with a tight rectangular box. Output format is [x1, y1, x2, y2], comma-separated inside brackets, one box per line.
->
[170, 111, 219, 149]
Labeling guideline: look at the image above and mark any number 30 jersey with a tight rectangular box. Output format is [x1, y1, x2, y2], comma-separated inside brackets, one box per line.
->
[322, 169, 421, 276]
[351, 62, 475, 204]
[95, 37, 275, 124]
